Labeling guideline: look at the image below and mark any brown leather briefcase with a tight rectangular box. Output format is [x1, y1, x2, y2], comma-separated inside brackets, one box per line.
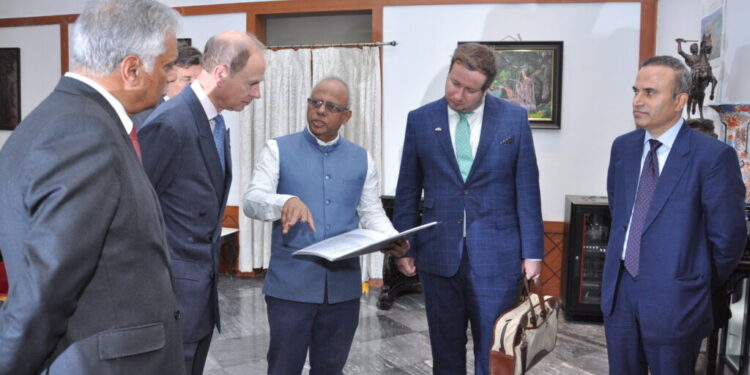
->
[489, 279, 560, 375]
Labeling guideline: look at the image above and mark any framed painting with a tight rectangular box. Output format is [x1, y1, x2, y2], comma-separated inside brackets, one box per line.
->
[0, 48, 20, 130]
[460, 41, 563, 129]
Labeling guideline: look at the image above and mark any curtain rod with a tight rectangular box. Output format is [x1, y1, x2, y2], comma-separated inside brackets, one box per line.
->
[267, 40, 397, 49]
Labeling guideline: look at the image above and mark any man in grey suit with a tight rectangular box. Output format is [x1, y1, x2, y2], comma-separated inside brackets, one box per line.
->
[0, 0, 185, 374]
[139, 30, 266, 375]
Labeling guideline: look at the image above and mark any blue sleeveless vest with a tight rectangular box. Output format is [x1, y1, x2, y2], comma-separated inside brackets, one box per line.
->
[263, 130, 367, 304]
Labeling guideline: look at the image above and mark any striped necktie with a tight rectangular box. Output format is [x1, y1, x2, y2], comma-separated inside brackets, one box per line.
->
[213, 114, 226, 173]
[455, 111, 474, 181]
[624, 139, 662, 277]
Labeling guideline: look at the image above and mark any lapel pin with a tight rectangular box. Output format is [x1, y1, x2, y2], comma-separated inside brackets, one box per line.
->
[435, 127, 442, 132]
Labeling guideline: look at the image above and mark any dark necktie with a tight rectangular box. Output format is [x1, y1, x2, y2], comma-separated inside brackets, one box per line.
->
[213, 114, 225, 173]
[624, 139, 662, 278]
[129, 125, 141, 161]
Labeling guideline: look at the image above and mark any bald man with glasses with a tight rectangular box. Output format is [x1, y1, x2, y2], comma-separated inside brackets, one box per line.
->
[243, 77, 408, 374]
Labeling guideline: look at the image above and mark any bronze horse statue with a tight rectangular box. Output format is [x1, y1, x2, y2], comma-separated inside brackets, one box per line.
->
[681, 34, 717, 120]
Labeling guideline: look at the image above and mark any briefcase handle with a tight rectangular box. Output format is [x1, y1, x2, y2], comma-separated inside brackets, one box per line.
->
[522, 278, 546, 327]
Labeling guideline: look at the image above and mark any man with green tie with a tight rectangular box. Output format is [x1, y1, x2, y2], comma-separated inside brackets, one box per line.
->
[393, 43, 544, 375]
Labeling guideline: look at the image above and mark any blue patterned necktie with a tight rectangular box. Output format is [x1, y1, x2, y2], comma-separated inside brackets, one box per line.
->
[213, 114, 226, 173]
[455, 112, 474, 181]
[624, 139, 662, 278]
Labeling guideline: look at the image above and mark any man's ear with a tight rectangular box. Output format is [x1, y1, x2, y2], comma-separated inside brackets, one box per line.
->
[213, 64, 228, 88]
[341, 110, 353, 124]
[120, 55, 142, 89]
[674, 92, 689, 112]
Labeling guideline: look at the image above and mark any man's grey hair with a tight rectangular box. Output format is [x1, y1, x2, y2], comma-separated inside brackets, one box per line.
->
[202, 32, 265, 77]
[71, 0, 179, 76]
[640, 55, 692, 98]
[314, 76, 350, 108]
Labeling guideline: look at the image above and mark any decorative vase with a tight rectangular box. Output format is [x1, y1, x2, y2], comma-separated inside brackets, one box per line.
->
[710, 103, 750, 201]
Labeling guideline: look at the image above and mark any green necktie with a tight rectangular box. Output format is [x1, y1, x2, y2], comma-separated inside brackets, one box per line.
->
[455, 112, 474, 181]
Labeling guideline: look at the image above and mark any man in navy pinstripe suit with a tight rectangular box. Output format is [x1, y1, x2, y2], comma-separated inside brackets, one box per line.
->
[393, 43, 544, 375]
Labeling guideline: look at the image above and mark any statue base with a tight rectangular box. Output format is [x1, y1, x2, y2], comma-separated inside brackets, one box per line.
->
[687, 118, 717, 138]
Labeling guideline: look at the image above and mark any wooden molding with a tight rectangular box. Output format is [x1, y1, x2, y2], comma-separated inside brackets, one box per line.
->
[543, 220, 564, 234]
[222, 205, 240, 228]
[639, 0, 658, 62]
[59, 23, 68, 75]
[0, 14, 77, 27]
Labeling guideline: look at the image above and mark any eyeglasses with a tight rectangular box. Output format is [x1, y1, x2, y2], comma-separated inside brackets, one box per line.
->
[307, 98, 349, 114]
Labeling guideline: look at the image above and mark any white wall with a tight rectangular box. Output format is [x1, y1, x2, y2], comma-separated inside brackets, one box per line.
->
[0, 25, 61, 146]
[383, 3, 640, 221]
[721, 0, 750, 103]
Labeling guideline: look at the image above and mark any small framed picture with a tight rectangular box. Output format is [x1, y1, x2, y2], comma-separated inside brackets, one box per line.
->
[0, 48, 21, 130]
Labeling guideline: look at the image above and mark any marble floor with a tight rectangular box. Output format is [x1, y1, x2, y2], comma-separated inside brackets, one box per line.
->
[204, 275, 610, 374]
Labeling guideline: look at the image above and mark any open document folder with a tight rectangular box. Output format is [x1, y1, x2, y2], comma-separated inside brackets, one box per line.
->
[292, 221, 438, 262]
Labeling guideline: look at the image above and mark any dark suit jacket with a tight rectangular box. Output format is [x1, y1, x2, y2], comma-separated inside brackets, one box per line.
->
[0, 77, 185, 374]
[393, 95, 544, 277]
[139, 85, 231, 343]
[602, 122, 747, 344]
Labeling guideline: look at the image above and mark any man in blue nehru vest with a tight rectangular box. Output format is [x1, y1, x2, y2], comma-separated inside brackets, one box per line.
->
[243, 77, 409, 375]
[602, 55, 746, 374]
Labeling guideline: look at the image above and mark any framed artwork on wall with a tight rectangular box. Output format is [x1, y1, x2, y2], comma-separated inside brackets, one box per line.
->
[0, 48, 20, 130]
[460, 41, 563, 129]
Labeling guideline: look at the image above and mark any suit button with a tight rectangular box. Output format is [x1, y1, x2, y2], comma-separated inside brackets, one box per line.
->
[623, 225, 627, 231]
[458, 219, 463, 224]
[326, 199, 331, 205]
[174, 310, 181, 320]
[210, 272, 215, 280]
[199, 212, 207, 217]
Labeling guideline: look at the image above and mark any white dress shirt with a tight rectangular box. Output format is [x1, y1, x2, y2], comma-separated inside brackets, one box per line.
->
[65, 72, 133, 134]
[243, 128, 398, 236]
[448, 101, 484, 157]
[190, 80, 220, 131]
[622, 118, 683, 259]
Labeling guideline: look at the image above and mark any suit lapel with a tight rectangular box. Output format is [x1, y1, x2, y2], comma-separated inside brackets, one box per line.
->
[431, 100, 464, 182]
[184, 88, 225, 203]
[470, 95, 502, 181]
[622, 131, 644, 217]
[57, 77, 128, 142]
[642, 123, 691, 230]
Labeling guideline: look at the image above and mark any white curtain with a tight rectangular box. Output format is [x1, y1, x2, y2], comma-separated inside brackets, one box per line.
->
[238, 46, 384, 281]
[239, 49, 312, 271]
[311, 47, 384, 281]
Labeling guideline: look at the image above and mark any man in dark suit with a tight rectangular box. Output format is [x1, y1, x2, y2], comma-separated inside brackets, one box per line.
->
[602, 55, 747, 374]
[393, 43, 544, 375]
[0, 0, 185, 374]
[139, 30, 266, 375]
[132, 44, 203, 129]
